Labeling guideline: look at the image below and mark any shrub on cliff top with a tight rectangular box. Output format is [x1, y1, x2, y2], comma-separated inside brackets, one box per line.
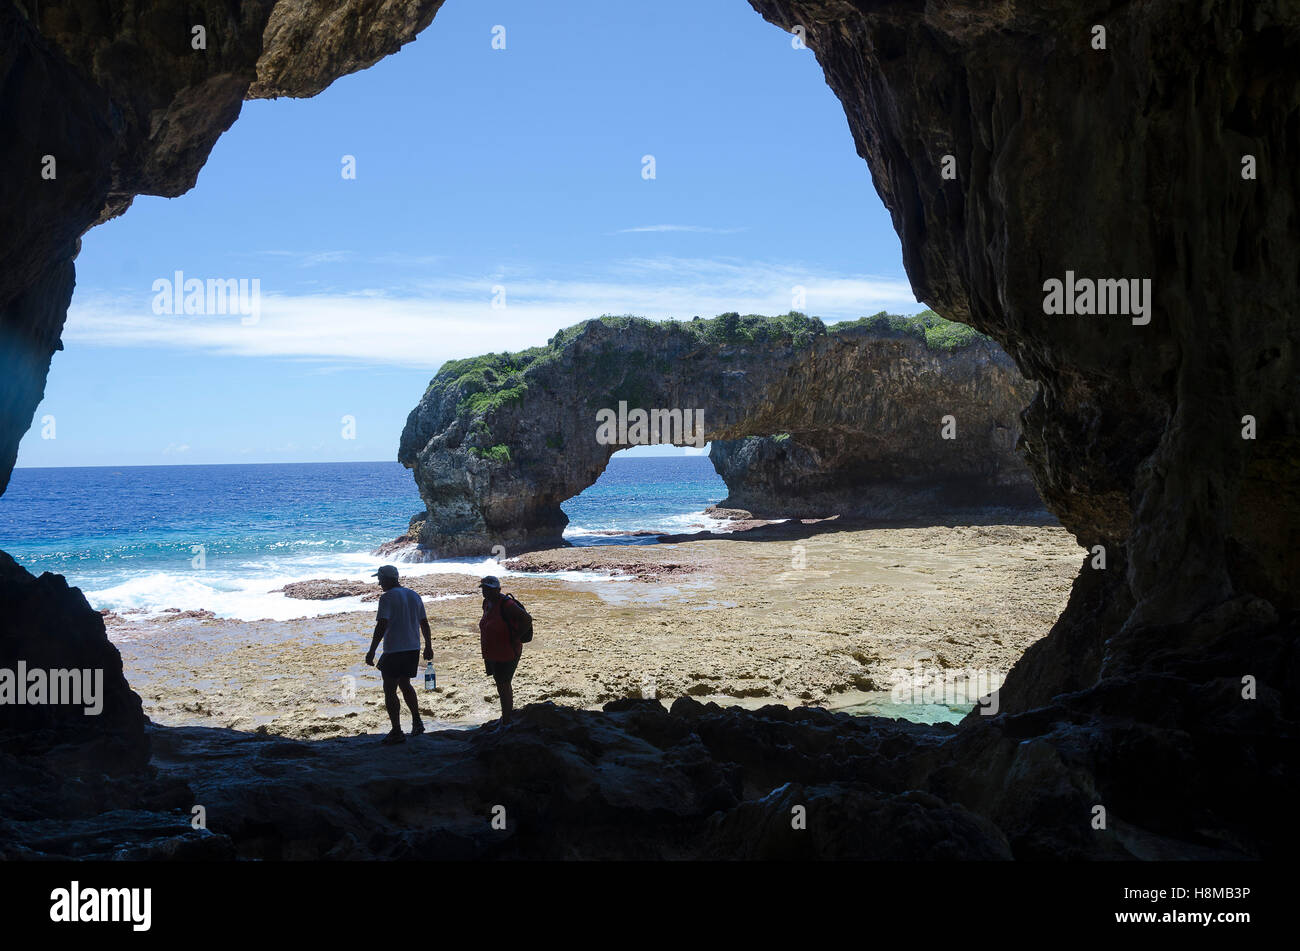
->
[695, 311, 824, 349]
[843, 311, 927, 343]
[832, 309, 988, 351]
[921, 314, 983, 350]
[433, 350, 547, 416]
[582, 311, 823, 349]
[429, 311, 830, 419]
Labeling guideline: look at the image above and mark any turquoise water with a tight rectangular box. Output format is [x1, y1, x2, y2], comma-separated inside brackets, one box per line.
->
[562, 455, 726, 544]
[0, 456, 727, 620]
[832, 693, 974, 725]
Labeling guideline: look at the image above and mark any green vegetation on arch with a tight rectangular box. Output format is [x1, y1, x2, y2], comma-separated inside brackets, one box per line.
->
[430, 349, 545, 417]
[425, 309, 987, 427]
[547, 311, 825, 349]
[430, 312, 829, 418]
[468, 444, 512, 464]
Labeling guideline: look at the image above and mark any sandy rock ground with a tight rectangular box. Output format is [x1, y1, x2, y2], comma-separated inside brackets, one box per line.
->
[109, 514, 1082, 739]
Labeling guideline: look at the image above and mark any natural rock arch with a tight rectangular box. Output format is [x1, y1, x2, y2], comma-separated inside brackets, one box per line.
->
[397, 312, 1038, 556]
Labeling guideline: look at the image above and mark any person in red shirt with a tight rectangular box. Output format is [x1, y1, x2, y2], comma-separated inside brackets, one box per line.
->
[478, 575, 526, 726]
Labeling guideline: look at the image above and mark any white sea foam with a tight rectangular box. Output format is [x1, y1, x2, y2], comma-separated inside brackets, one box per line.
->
[87, 571, 369, 622]
[86, 550, 615, 623]
[564, 509, 732, 538]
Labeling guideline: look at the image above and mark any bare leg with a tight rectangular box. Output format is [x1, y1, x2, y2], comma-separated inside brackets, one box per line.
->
[382, 678, 402, 733]
[398, 679, 423, 733]
[494, 673, 514, 723]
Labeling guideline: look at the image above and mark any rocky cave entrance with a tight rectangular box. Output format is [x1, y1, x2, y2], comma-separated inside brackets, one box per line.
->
[3, 0, 1294, 860]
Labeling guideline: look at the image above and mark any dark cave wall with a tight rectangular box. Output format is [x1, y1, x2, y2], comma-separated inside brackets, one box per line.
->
[748, 0, 1300, 705]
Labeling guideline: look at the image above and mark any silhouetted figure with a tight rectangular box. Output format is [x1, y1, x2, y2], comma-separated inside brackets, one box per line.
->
[478, 575, 527, 727]
[365, 564, 433, 745]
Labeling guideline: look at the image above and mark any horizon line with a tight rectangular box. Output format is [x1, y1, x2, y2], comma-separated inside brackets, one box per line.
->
[10, 459, 401, 471]
[10, 452, 709, 472]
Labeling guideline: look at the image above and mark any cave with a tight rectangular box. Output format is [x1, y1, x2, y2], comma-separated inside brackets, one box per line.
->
[0, 0, 1296, 866]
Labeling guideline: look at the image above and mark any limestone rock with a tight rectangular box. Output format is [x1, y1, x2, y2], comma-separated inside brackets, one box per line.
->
[398, 312, 1036, 556]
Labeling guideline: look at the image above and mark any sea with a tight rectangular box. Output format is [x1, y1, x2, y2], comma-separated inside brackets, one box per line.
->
[0, 457, 728, 622]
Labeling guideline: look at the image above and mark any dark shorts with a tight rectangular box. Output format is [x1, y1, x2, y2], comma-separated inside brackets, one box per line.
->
[484, 657, 519, 680]
[378, 650, 420, 680]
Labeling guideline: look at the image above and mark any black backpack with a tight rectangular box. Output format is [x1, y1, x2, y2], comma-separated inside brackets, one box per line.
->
[501, 594, 534, 643]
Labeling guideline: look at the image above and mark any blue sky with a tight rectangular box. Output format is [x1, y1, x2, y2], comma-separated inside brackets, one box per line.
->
[17, 0, 919, 468]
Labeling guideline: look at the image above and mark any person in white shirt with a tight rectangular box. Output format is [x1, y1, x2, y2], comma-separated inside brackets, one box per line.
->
[365, 564, 433, 745]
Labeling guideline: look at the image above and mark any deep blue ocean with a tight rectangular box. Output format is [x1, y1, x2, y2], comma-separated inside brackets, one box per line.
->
[0, 457, 726, 620]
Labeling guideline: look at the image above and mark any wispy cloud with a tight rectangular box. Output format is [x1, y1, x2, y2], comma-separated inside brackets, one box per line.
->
[614, 225, 745, 234]
[254, 250, 352, 267]
[370, 252, 446, 269]
[244, 250, 446, 270]
[63, 258, 919, 370]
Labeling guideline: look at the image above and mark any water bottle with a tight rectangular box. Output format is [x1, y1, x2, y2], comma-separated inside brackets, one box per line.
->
[424, 661, 437, 692]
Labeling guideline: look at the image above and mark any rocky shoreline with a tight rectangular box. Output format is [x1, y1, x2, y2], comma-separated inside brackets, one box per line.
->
[101, 516, 1078, 739]
[8, 511, 1091, 860]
